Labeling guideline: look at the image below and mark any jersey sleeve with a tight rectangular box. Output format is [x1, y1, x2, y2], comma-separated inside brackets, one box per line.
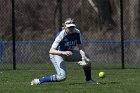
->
[75, 29, 82, 44]
[77, 33, 82, 44]
[51, 31, 65, 49]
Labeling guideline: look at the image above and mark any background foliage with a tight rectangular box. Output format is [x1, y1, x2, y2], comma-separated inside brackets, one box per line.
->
[0, 0, 140, 68]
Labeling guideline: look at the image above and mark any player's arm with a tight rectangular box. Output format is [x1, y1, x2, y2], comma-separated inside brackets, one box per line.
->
[78, 44, 90, 61]
[77, 44, 90, 66]
[77, 32, 88, 59]
[78, 44, 86, 58]
[49, 31, 72, 56]
[78, 44, 85, 51]
[49, 48, 63, 55]
[49, 48, 72, 56]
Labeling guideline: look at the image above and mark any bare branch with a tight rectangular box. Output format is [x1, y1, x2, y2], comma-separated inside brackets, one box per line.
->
[88, 0, 98, 13]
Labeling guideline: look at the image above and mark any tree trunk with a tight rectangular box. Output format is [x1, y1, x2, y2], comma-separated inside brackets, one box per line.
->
[54, 0, 62, 32]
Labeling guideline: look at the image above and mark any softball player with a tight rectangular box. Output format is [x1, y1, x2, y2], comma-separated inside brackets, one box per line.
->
[31, 18, 98, 85]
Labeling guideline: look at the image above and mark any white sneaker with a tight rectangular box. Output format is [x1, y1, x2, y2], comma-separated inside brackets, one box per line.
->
[31, 79, 40, 85]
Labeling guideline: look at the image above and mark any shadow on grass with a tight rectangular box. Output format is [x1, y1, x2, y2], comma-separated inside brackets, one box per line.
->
[68, 82, 84, 85]
[99, 81, 120, 84]
[68, 81, 120, 85]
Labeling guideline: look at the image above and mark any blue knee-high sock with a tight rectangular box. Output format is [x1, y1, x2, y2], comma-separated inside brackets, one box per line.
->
[39, 75, 57, 83]
[83, 67, 91, 81]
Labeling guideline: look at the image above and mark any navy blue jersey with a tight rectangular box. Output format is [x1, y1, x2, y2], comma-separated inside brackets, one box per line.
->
[51, 29, 82, 51]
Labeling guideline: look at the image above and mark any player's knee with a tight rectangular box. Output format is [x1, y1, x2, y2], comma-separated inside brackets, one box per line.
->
[56, 74, 66, 81]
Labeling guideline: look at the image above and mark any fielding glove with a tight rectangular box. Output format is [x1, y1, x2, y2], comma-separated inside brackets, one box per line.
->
[76, 57, 90, 66]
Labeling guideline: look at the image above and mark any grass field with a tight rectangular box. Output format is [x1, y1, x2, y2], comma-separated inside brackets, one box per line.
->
[0, 63, 140, 93]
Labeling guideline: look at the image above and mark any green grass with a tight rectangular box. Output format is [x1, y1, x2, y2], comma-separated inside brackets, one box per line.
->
[0, 63, 140, 93]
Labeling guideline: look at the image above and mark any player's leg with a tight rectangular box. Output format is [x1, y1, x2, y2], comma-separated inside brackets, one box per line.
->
[39, 54, 66, 83]
[31, 54, 66, 85]
[65, 50, 92, 81]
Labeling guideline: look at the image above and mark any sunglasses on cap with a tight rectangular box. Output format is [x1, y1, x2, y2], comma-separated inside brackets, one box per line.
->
[65, 21, 76, 25]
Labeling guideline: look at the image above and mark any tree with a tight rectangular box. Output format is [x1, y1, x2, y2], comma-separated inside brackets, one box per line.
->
[97, 0, 115, 31]
[54, 0, 62, 32]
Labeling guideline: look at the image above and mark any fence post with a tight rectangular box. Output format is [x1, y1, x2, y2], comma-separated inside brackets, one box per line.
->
[0, 41, 3, 64]
[12, 0, 16, 70]
[120, 0, 125, 69]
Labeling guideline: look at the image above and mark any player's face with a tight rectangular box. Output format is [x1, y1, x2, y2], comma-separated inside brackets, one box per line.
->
[66, 26, 75, 33]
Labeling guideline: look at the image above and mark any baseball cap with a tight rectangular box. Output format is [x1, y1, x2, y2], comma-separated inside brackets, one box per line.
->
[65, 20, 76, 27]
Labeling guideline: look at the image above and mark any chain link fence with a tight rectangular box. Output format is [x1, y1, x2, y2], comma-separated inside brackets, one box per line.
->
[0, 0, 140, 70]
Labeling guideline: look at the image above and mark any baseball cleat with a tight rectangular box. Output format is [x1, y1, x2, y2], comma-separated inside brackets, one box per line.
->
[31, 79, 40, 85]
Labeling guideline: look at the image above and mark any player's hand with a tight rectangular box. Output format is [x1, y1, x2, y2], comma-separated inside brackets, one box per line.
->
[61, 51, 72, 56]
